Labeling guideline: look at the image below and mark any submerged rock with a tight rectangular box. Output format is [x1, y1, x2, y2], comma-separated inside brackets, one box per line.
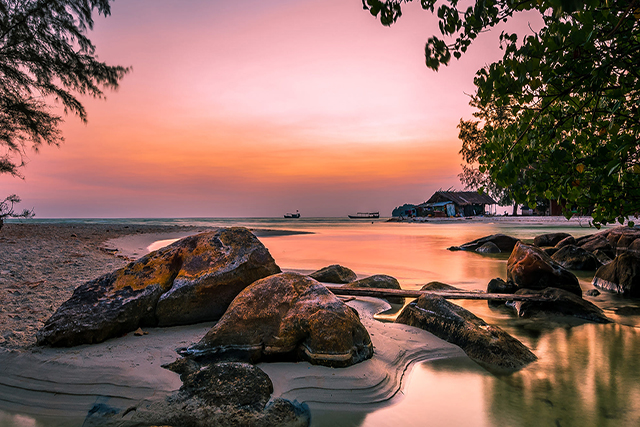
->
[179, 272, 373, 367]
[344, 274, 404, 304]
[36, 228, 281, 347]
[309, 264, 357, 284]
[420, 282, 463, 292]
[551, 245, 601, 271]
[592, 252, 640, 297]
[508, 287, 609, 323]
[476, 242, 501, 253]
[396, 294, 537, 371]
[486, 278, 518, 307]
[534, 232, 572, 247]
[507, 242, 582, 296]
[448, 234, 519, 252]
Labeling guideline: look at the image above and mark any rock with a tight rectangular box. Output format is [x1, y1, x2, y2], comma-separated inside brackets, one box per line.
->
[593, 249, 613, 266]
[507, 242, 582, 296]
[476, 242, 501, 253]
[543, 247, 559, 257]
[534, 232, 572, 247]
[486, 278, 518, 307]
[508, 288, 609, 323]
[577, 234, 615, 258]
[396, 294, 537, 371]
[448, 234, 519, 252]
[555, 235, 576, 248]
[585, 289, 600, 297]
[629, 238, 640, 255]
[309, 264, 357, 284]
[344, 274, 404, 304]
[89, 361, 311, 427]
[592, 252, 640, 297]
[178, 272, 373, 368]
[551, 245, 601, 270]
[420, 282, 462, 291]
[36, 228, 281, 347]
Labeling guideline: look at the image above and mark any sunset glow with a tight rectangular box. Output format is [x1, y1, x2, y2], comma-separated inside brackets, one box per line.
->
[4, 0, 541, 217]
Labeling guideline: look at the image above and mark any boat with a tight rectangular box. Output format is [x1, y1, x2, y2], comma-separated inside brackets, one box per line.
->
[348, 212, 379, 219]
[284, 210, 300, 218]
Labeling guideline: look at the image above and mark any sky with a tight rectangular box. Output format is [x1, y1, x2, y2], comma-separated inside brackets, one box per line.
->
[4, 0, 542, 218]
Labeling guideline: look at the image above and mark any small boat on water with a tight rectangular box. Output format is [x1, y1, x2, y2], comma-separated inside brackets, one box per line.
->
[348, 212, 379, 219]
[284, 210, 300, 218]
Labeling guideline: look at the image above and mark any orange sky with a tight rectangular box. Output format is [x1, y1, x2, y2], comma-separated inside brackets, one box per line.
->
[4, 0, 542, 217]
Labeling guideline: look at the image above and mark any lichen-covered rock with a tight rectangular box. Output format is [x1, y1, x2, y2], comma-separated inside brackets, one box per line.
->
[344, 274, 404, 304]
[592, 252, 640, 297]
[476, 242, 501, 253]
[309, 264, 357, 284]
[396, 294, 537, 371]
[507, 242, 582, 296]
[534, 232, 572, 247]
[179, 272, 373, 367]
[36, 228, 281, 347]
[85, 361, 311, 427]
[551, 245, 601, 271]
[508, 287, 609, 323]
[448, 234, 519, 252]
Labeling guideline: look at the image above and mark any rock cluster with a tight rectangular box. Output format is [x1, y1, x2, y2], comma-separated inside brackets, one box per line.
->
[37, 228, 281, 347]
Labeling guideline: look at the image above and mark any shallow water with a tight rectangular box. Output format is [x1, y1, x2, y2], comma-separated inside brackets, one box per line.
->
[4, 217, 640, 427]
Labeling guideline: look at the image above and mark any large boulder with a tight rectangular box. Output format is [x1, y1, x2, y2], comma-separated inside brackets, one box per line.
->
[309, 264, 357, 284]
[396, 294, 537, 371]
[592, 252, 640, 297]
[36, 228, 281, 347]
[576, 234, 615, 258]
[343, 274, 404, 304]
[507, 242, 582, 296]
[534, 232, 572, 247]
[448, 234, 519, 252]
[551, 245, 601, 271]
[178, 272, 373, 368]
[85, 361, 310, 427]
[508, 287, 609, 323]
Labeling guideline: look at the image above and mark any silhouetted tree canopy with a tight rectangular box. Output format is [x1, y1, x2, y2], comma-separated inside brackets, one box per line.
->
[364, 0, 640, 226]
[0, 0, 128, 188]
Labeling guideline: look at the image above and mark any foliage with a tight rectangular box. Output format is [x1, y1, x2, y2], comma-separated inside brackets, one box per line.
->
[0, 0, 128, 215]
[363, 0, 640, 226]
[0, 194, 33, 220]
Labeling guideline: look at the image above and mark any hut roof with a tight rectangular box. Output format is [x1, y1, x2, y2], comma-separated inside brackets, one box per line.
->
[425, 191, 497, 206]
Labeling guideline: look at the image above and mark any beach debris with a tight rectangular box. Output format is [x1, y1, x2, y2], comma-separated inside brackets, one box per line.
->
[133, 327, 148, 336]
[533, 232, 572, 247]
[396, 294, 537, 371]
[447, 233, 519, 252]
[85, 361, 310, 427]
[507, 242, 582, 296]
[508, 287, 610, 323]
[36, 228, 281, 347]
[308, 264, 357, 284]
[178, 272, 373, 368]
[343, 274, 404, 304]
[551, 245, 601, 271]
[592, 252, 640, 297]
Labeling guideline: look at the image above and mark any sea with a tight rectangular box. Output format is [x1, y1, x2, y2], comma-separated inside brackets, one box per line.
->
[3, 216, 640, 427]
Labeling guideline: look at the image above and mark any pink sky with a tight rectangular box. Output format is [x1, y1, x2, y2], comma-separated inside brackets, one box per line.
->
[4, 0, 542, 217]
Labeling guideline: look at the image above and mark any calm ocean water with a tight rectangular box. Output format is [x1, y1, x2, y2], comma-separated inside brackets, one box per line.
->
[5, 217, 640, 426]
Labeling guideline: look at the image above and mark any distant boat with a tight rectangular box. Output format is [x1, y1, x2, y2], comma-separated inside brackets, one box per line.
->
[348, 212, 379, 219]
[284, 210, 300, 219]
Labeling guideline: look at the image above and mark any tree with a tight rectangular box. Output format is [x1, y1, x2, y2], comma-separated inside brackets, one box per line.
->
[0, 0, 128, 218]
[0, 194, 33, 229]
[363, 0, 640, 226]
[458, 96, 517, 214]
